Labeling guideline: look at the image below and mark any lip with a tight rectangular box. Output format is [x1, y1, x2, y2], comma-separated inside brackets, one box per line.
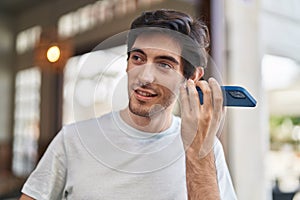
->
[133, 87, 158, 101]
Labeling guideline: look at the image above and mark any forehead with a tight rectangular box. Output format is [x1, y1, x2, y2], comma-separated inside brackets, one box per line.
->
[131, 33, 182, 57]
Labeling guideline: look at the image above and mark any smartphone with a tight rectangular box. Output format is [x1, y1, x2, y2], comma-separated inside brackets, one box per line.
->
[196, 86, 257, 107]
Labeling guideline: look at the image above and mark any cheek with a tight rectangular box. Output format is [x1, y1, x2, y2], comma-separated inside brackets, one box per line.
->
[126, 63, 131, 73]
[155, 81, 181, 101]
[126, 64, 140, 78]
[155, 73, 184, 93]
[126, 61, 138, 72]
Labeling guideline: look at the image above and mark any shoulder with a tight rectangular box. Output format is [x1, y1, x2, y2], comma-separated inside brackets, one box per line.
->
[61, 112, 113, 137]
[213, 138, 224, 156]
[171, 114, 182, 130]
[173, 114, 181, 124]
[212, 138, 238, 200]
[212, 137, 227, 168]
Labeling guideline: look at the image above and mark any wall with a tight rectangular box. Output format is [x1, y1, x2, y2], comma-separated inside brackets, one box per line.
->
[225, 0, 269, 199]
[0, 14, 14, 173]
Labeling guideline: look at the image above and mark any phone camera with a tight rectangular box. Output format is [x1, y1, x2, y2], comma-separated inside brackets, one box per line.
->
[228, 91, 246, 99]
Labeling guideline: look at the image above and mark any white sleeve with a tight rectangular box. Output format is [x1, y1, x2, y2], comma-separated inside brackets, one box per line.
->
[21, 128, 67, 200]
[214, 138, 238, 200]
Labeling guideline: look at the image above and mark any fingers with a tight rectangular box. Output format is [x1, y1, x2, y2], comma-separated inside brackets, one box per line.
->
[180, 79, 201, 150]
[180, 77, 225, 156]
[196, 80, 212, 120]
[180, 78, 223, 119]
[180, 79, 200, 116]
[208, 78, 224, 116]
[196, 78, 223, 111]
[198, 78, 225, 158]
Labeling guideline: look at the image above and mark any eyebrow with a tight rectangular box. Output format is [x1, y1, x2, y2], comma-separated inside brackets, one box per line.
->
[157, 55, 179, 65]
[129, 48, 180, 65]
[128, 48, 146, 56]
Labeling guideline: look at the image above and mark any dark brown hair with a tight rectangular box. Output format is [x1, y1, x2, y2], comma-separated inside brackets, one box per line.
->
[127, 9, 210, 79]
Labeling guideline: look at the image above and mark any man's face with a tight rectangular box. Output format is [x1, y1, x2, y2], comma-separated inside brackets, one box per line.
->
[126, 33, 185, 117]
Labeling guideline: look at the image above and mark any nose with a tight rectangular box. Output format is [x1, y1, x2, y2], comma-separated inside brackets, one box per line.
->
[137, 63, 155, 84]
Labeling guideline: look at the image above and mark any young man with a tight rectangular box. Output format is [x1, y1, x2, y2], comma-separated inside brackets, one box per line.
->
[20, 9, 237, 199]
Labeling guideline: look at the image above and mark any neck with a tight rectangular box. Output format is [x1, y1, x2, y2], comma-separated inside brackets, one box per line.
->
[120, 107, 173, 133]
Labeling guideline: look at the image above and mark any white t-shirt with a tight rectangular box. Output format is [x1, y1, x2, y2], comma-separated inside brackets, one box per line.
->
[22, 111, 237, 200]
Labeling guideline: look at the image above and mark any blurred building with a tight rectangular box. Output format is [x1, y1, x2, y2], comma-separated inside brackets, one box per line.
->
[0, 0, 299, 199]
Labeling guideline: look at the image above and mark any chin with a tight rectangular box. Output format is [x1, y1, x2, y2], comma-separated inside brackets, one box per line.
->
[129, 101, 169, 118]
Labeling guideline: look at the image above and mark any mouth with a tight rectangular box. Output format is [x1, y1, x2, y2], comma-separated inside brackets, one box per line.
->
[133, 88, 158, 101]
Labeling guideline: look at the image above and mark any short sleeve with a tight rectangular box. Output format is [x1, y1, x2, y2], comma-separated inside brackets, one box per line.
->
[21, 128, 67, 200]
[214, 138, 238, 200]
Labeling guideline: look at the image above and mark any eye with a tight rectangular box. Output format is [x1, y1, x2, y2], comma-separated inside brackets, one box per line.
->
[130, 54, 143, 63]
[157, 62, 173, 69]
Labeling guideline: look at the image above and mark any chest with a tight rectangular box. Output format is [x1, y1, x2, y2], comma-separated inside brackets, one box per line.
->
[63, 155, 187, 200]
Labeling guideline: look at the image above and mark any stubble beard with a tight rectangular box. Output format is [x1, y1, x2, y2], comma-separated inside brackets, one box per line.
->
[128, 91, 176, 118]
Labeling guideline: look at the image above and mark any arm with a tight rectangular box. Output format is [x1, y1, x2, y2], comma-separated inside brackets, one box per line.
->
[20, 130, 67, 199]
[186, 150, 219, 200]
[181, 78, 224, 200]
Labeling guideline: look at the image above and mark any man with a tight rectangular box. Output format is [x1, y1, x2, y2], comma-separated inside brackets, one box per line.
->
[20, 9, 237, 199]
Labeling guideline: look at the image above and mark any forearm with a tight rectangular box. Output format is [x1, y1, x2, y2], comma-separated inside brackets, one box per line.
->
[186, 149, 220, 200]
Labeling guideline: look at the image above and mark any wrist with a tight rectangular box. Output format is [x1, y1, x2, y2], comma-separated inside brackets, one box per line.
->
[186, 147, 214, 161]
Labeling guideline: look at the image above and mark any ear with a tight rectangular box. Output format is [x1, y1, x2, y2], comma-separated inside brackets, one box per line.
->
[190, 67, 204, 82]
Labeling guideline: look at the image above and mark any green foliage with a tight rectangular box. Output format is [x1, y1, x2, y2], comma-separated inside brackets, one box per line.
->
[269, 115, 300, 151]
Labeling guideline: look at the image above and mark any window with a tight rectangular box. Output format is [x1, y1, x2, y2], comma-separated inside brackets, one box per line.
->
[58, 0, 165, 38]
[13, 67, 41, 176]
[16, 26, 41, 54]
[63, 45, 127, 124]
